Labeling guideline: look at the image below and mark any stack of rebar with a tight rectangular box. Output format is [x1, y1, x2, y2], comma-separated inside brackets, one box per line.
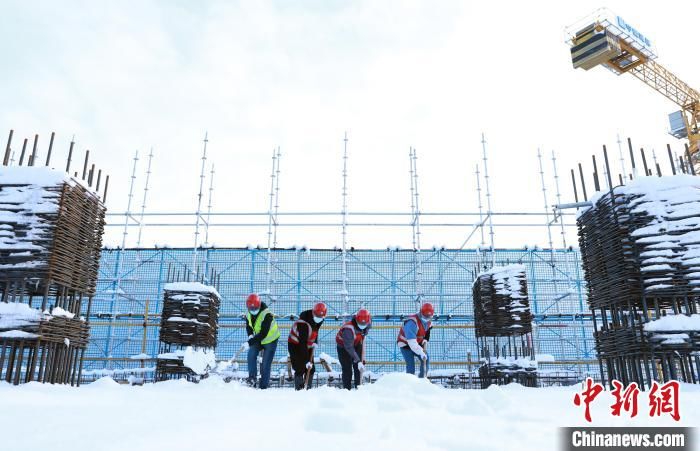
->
[577, 175, 700, 387]
[472, 264, 536, 388]
[156, 283, 221, 382]
[0, 165, 106, 385]
[473, 265, 533, 336]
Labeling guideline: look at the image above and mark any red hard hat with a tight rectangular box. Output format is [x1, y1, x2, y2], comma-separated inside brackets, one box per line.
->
[420, 302, 435, 318]
[355, 308, 371, 326]
[246, 293, 261, 310]
[313, 302, 327, 318]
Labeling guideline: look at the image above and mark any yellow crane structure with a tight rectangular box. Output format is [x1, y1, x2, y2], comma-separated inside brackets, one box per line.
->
[567, 9, 700, 165]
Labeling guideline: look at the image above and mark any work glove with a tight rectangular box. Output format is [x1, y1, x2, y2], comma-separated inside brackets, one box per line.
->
[419, 350, 427, 361]
[305, 361, 313, 370]
[310, 343, 318, 349]
[357, 362, 365, 371]
[241, 342, 249, 352]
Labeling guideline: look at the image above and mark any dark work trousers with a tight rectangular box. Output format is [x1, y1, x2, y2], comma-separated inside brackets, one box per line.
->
[337, 344, 362, 390]
[288, 342, 315, 390]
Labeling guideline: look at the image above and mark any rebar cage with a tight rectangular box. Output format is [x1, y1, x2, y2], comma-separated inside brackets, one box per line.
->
[81, 247, 597, 383]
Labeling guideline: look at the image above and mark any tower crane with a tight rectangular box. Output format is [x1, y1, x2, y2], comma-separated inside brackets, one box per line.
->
[567, 9, 699, 167]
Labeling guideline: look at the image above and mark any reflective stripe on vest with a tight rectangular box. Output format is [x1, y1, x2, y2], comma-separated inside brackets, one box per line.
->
[335, 321, 363, 347]
[247, 308, 280, 345]
[397, 314, 430, 345]
[288, 319, 317, 349]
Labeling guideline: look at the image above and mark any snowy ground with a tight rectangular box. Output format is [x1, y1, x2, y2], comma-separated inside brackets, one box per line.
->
[1, 374, 698, 451]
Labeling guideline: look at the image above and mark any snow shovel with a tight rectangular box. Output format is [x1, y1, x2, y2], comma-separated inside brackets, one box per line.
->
[303, 347, 315, 389]
[358, 341, 366, 386]
[420, 342, 428, 379]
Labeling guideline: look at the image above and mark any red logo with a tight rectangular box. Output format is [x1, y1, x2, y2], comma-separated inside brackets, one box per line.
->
[573, 378, 681, 422]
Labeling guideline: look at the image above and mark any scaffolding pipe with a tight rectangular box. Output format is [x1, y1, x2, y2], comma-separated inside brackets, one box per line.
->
[616, 134, 628, 184]
[136, 149, 154, 250]
[481, 133, 495, 266]
[204, 163, 215, 246]
[475, 164, 485, 247]
[265, 148, 278, 300]
[341, 133, 350, 315]
[411, 147, 424, 306]
[106, 150, 139, 369]
[192, 133, 209, 278]
[272, 147, 282, 250]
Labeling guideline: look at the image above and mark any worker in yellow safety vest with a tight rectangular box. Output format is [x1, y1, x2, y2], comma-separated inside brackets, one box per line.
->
[242, 293, 280, 389]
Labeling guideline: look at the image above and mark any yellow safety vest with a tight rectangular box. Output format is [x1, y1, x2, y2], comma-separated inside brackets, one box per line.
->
[247, 308, 280, 345]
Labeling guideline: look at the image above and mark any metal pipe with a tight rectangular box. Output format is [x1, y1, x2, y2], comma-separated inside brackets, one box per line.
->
[45, 132, 55, 166]
[578, 163, 588, 200]
[29, 134, 38, 166]
[82, 150, 90, 180]
[136, 149, 154, 249]
[3, 129, 13, 166]
[570, 169, 579, 203]
[66, 136, 75, 173]
[685, 144, 696, 176]
[481, 133, 495, 266]
[340, 132, 350, 315]
[192, 133, 208, 277]
[667, 144, 676, 175]
[18, 138, 28, 166]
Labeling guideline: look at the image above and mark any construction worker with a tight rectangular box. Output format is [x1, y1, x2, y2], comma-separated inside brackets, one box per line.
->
[335, 308, 371, 390]
[397, 302, 434, 378]
[288, 302, 328, 390]
[243, 293, 280, 389]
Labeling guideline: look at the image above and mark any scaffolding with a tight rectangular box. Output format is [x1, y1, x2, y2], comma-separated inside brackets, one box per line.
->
[81, 242, 596, 383]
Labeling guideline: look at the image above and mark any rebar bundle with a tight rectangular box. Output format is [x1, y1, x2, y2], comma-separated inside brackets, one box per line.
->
[0, 165, 106, 385]
[473, 265, 533, 336]
[156, 283, 220, 382]
[577, 175, 700, 387]
[472, 265, 537, 387]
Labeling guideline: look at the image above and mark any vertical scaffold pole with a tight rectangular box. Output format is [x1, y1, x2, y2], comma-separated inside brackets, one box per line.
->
[481, 133, 495, 267]
[341, 133, 350, 316]
[270, 147, 282, 301]
[272, 147, 282, 250]
[537, 149, 555, 253]
[204, 164, 215, 246]
[475, 164, 485, 248]
[265, 148, 278, 302]
[135, 149, 154, 252]
[106, 150, 138, 369]
[192, 133, 209, 279]
[616, 134, 628, 184]
[410, 147, 424, 307]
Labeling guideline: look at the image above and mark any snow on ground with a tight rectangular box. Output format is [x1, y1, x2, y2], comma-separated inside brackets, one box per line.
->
[1, 374, 698, 451]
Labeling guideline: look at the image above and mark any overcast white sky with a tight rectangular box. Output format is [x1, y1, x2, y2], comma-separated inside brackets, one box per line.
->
[2, 0, 698, 249]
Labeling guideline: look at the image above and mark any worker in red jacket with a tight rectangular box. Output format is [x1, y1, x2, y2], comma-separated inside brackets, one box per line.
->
[288, 302, 328, 390]
[397, 302, 434, 378]
[335, 308, 371, 390]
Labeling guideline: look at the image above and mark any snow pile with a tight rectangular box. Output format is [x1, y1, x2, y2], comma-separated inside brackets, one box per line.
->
[644, 314, 700, 332]
[2, 373, 699, 451]
[484, 356, 537, 370]
[0, 302, 45, 329]
[157, 347, 216, 375]
[50, 306, 75, 319]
